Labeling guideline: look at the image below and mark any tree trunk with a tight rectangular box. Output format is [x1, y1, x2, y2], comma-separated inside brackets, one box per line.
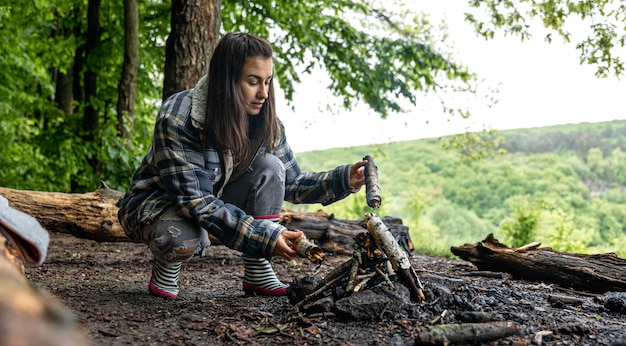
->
[55, 68, 74, 116]
[116, 0, 139, 143]
[83, 0, 101, 141]
[162, 0, 221, 101]
[0, 186, 412, 256]
[451, 233, 626, 294]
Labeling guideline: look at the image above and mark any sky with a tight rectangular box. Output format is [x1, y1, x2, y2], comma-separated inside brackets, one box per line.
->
[277, 2, 626, 153]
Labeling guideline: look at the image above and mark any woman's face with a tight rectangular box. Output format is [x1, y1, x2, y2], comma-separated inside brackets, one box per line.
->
[239, 57, 273, 116]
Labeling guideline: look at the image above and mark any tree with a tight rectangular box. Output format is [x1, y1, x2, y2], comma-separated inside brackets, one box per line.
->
[0, 0, 477, 193]
[163, 0, 221, 100]
[499, 196, 547, 247]
[116, 0, 139, 143]
[465, 0, 626, 77]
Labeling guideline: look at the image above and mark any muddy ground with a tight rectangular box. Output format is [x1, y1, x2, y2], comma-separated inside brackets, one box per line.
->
[25, 232, 626, 346]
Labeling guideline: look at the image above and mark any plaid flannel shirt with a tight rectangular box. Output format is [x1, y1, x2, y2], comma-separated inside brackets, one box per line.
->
[118, 77, 357, 259]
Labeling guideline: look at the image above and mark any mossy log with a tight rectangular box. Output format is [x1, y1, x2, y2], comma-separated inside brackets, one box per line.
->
[415, 321, 521, 345]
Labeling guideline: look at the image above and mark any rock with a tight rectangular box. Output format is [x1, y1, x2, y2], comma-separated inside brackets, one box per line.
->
[604, 292, 626, 314]
[334, 283, 414, 321]
[287, 275, 322, 306]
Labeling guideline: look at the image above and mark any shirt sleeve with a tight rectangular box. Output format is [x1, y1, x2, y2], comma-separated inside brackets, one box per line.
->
[152, 113, 283, 259]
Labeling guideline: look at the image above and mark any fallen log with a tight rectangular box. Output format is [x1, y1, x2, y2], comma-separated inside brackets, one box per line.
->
[451, 234, 626, 294]
[415, 321, 521, 345]
[0, 185, 413, 256]
[0, 184, 126, 242]
[281, 209, 413, 255]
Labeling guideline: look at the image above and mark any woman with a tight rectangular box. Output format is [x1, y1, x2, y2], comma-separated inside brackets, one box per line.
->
[118, 32, 367, 299]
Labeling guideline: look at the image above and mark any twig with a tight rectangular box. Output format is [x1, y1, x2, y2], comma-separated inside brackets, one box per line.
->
[355, 273, 377, 280]
[292, 272, 345, 312]
[374, 267, 395, 291]
[430, 309, 448, 325]
[346, 244, 362, 292]
[353, 276, 371, 292]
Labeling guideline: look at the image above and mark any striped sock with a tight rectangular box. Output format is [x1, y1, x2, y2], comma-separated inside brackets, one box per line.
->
[149, 260, 181, 299]
[242, 256, 288, 296]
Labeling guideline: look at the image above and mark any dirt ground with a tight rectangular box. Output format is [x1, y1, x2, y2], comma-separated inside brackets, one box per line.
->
[25, 232, 626, 346]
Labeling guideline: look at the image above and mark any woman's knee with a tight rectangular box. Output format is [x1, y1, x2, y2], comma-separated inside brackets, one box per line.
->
[142, 219, 209, 262]
[253, 154, 285, 185]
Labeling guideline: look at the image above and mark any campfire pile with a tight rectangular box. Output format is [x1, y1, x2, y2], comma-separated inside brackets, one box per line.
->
[287, 213, 425, 321]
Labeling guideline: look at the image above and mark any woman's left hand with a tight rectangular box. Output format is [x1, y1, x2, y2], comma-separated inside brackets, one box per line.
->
[273, 229, 303, 260]
[349, 159, 367, 189]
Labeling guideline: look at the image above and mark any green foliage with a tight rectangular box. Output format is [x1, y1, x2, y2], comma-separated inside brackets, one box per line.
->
[541, 206, 591, 253]
[407, 218, 450, 257]
[466, 0, 626, 77]
[1, 0, 625, 261]
[441, 128, 506, 163]
[499, 196, 546, 247]
[1, 0, 481, 193]
[427, 201, 497, 246]
[224, 0, 475, 118]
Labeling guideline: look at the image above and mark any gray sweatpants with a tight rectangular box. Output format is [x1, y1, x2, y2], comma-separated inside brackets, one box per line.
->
[140, 153, 286, 263]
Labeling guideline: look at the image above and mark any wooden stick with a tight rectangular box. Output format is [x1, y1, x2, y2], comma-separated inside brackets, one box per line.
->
[292, 233, 325, 264]
[363, 155, 382, 209]
[292, 273, 345, 311]
[353, 273, 376, 292]
[365, 213, 425, 301]
[374, 266, 395, 291]
[345, 244, 362, 292]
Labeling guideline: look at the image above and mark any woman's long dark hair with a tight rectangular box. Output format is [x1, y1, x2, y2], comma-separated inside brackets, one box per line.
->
[203, 32, 280, 162]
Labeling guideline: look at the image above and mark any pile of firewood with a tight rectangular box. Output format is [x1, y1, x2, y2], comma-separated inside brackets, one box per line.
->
[287, 213, 424, 317]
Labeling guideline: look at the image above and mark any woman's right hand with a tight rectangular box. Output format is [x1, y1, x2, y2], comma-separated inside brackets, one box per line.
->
[273, 229, 303, 260]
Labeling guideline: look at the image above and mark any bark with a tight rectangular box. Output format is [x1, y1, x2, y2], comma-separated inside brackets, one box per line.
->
[54, 66, 74, 116]
[451, 233, 626, 293]
[116, 0, 139, 143]
[0, 186, 413, 256]
[162, 0, 221, 100]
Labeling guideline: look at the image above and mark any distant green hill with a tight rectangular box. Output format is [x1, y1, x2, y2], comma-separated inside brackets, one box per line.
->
[500, 120, 626, 156]
[289, 120, 626, 258]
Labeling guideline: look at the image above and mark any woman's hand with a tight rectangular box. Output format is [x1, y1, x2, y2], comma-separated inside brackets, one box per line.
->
[273, 229, 303, 260]
[349, 159, 368, 189]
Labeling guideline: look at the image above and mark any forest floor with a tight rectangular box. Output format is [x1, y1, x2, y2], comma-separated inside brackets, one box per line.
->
[25, 232, 626, 346]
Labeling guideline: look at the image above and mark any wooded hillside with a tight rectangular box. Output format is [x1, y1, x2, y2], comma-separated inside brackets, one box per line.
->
[289, 120, 626, 258]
